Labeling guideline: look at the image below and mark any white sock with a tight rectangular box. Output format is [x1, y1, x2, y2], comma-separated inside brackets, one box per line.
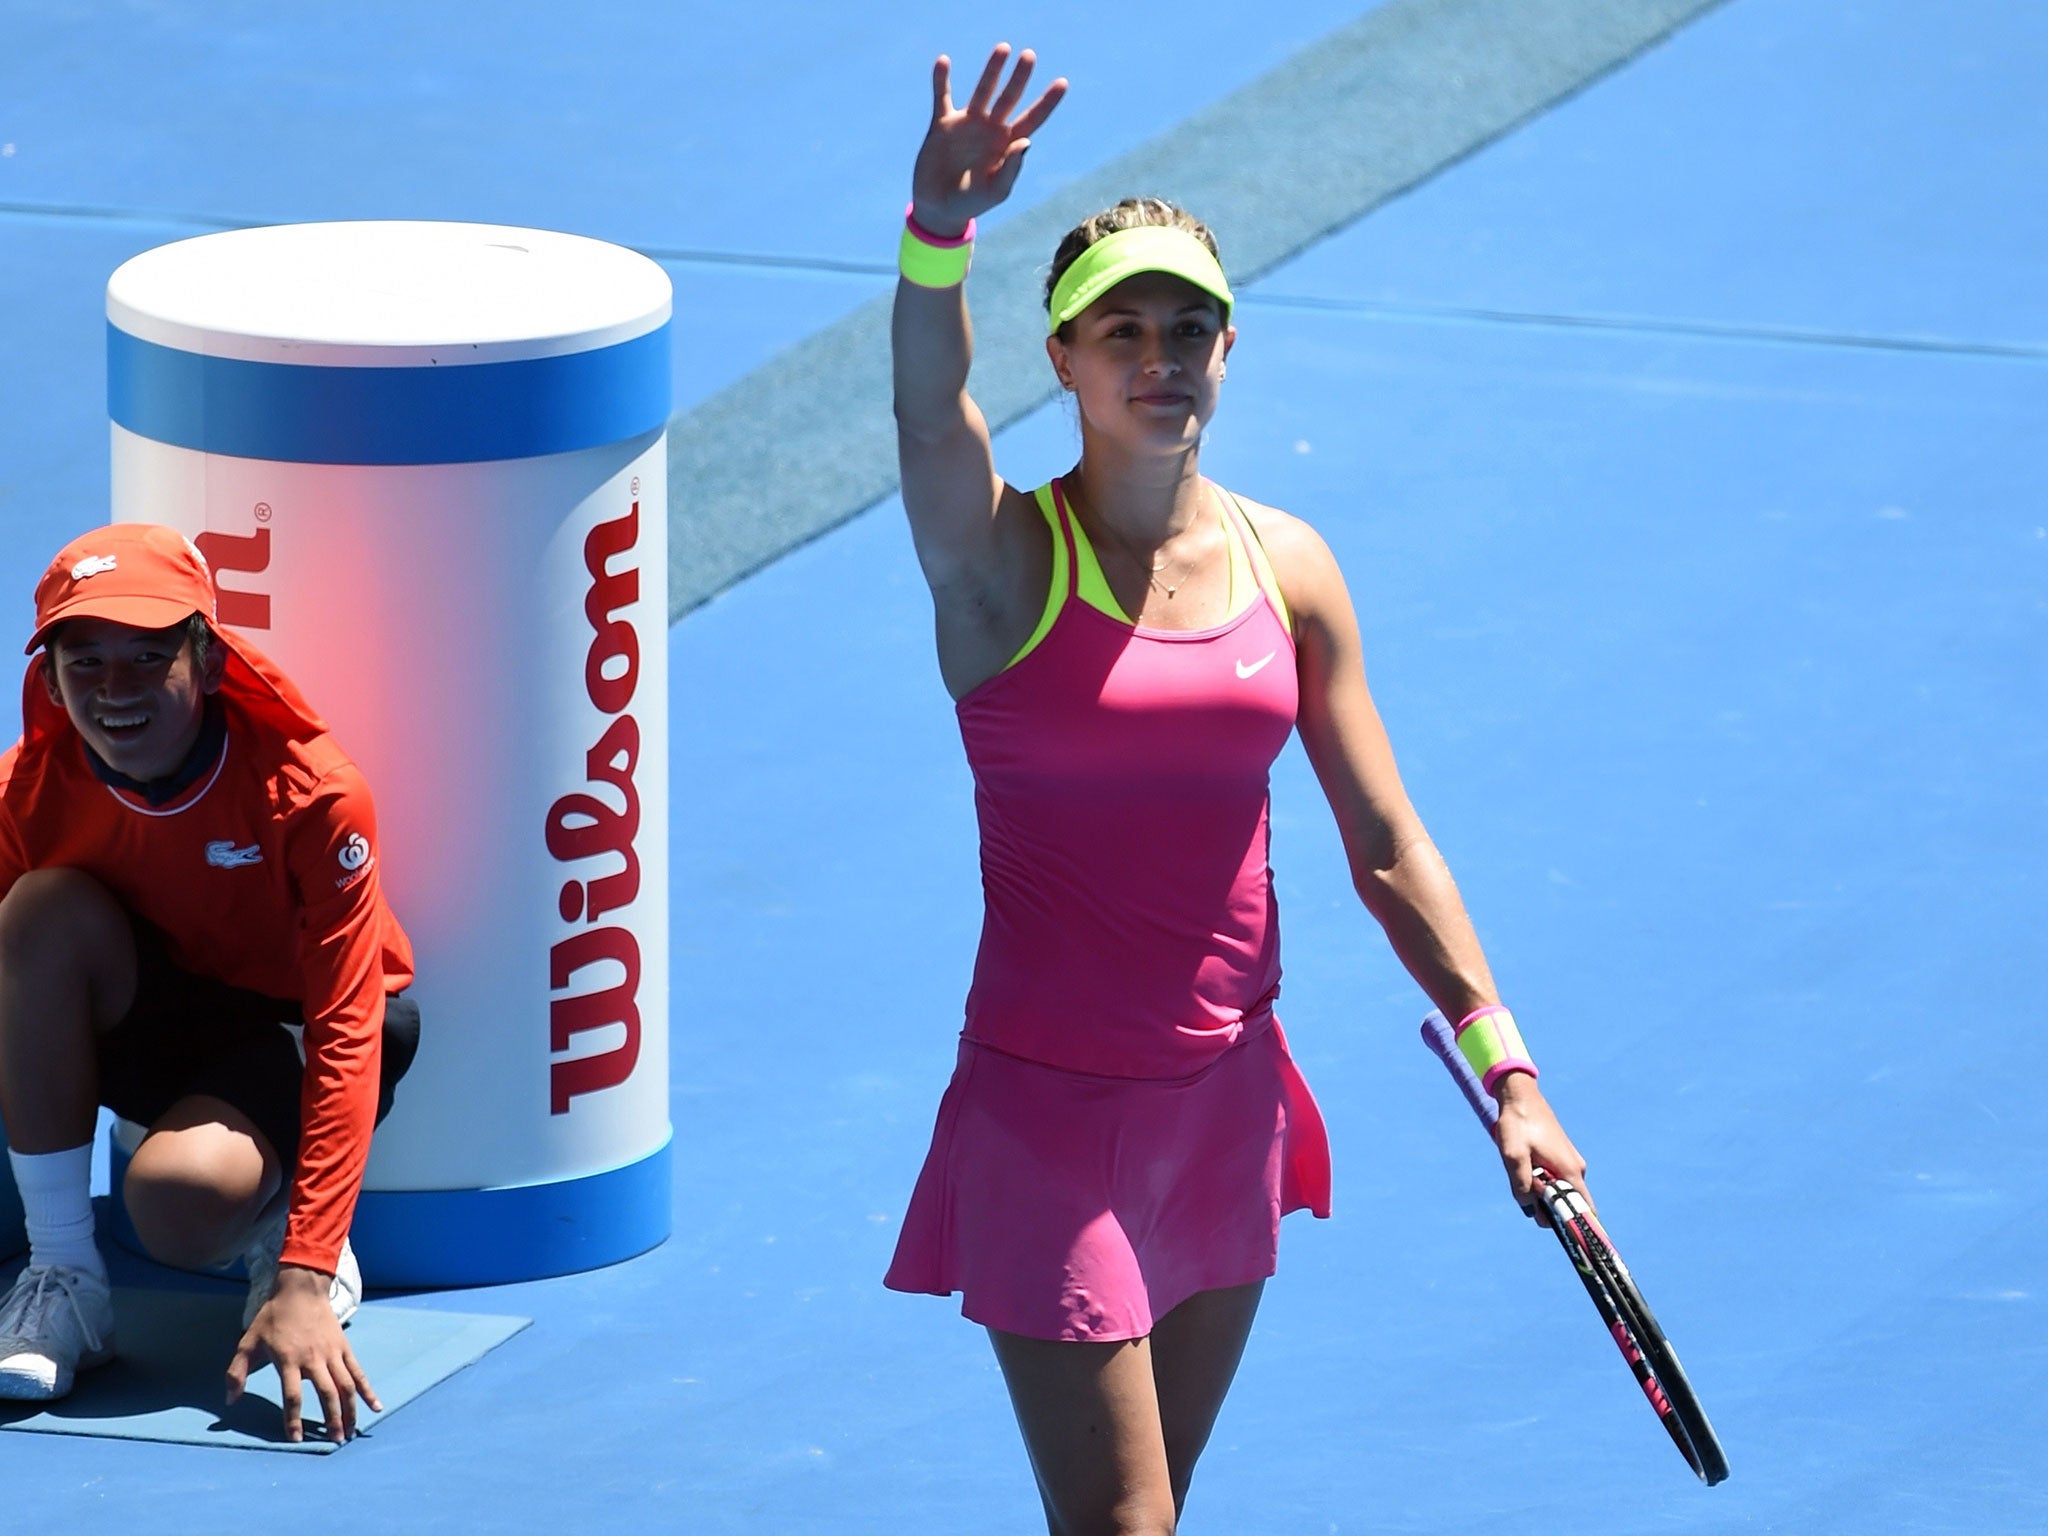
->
[8, 1145, 106, 1282]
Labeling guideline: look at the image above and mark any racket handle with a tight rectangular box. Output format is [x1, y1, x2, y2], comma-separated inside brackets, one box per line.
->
[1420, 1010, 1500, 1133]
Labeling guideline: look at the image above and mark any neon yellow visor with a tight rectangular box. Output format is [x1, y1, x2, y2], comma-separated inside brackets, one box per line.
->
[1046, 226, 1234, 334]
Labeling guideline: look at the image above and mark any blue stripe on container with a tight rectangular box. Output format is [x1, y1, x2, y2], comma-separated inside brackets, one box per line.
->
[106, 1130, 672, 1287]
[349, 1140, 673, 1287]
[108, 323, 671, 465]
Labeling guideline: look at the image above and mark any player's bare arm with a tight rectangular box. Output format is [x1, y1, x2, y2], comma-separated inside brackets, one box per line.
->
[1256, 500, 1589, 1212]
[894, 44, 1068, 697]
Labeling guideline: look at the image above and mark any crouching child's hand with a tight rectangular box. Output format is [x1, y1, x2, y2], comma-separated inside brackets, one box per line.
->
[225, 1265, 381, 1443]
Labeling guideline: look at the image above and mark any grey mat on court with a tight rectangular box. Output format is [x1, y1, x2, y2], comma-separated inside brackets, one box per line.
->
[0, 1284, 528, 1453]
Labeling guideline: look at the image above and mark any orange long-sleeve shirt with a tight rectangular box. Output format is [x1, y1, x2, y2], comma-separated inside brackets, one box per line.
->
[0, 631, 413, 1273]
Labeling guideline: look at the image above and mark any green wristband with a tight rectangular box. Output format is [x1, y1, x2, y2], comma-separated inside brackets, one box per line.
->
[899, 208, 974, 289]
[1454, 1005, 1539, 1095]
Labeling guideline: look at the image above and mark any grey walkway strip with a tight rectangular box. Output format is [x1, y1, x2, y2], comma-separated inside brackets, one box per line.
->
[653, 0, 1724, 615]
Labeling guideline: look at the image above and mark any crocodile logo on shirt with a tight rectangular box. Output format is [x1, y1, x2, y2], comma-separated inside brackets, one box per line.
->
[204, 840, 263, 869]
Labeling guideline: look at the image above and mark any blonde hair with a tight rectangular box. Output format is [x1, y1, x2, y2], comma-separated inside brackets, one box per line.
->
[1044, 198, 1223, 333]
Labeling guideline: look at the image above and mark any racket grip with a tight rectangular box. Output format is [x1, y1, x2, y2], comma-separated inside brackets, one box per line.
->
[1420, 1010, 1500, 1133]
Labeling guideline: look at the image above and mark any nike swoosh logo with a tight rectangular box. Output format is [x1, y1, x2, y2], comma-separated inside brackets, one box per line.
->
[1236, 652, 1277, 679]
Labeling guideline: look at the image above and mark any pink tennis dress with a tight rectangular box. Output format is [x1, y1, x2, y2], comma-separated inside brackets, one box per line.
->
[884, 480, 1333, 1341]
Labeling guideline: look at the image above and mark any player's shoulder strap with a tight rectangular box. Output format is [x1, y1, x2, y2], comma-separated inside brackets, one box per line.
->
[1004, 481, 1093, 672]
[1221, 490, 1292, 635]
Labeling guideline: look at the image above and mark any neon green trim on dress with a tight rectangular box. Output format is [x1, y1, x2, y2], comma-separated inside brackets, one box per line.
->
[1070, 503, 1133, 623]
[1005, 485, 1072, 670]
[1003, 482, 1288, 670]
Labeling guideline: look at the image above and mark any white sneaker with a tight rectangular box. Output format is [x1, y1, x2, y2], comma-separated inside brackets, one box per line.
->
[0, 1263, 116, 1400]
[239, 1207, 362, 1330]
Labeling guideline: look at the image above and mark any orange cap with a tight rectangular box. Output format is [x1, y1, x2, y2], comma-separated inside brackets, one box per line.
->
[27, 524, 218, 655]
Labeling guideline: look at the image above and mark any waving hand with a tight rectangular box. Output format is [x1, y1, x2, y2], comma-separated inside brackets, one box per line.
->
[911, 44, 1066, 238]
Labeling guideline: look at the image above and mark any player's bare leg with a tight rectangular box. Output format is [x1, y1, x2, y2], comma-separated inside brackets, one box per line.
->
[988, 1326, 1177, 1536]
[1145, 1280, 1263, 1517]
[986, 1279, 1264, 1534]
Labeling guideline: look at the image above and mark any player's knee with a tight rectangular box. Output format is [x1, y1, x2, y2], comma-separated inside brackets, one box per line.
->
[1104, 1506, 1175, 1536]
[1042, 1480, 1177, 1536]
[1052, 1494, 1175, 1536]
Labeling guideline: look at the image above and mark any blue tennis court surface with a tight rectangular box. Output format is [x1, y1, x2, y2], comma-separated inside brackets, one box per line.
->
[3, 1, 2043, 1529]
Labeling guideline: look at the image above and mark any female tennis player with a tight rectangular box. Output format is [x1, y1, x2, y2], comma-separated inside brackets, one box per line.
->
[883, 43, 1593, 1533]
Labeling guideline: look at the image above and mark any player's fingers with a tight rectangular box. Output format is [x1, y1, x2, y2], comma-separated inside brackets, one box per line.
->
[966, 42, 1011, 115]
[278, 1363, 304, 1442]
[1518, 1161, 1558, 1227]
[991, 48, 1035, 120]
[930, 55, 952, 120]
[1538, 1138, 1590, 1208]
[1011, 80, 1068, 140]
[345, 1343, 382, 1415]
[1502, 1144, 1536, 1199]
[1569, 1170, 1597, 1215]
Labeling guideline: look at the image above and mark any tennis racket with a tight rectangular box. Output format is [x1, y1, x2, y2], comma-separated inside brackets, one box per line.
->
[1421, 1011, 1729, 1485]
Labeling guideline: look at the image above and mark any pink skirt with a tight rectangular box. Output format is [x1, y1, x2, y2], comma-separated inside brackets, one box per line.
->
[883, 1018, 1332, 1342]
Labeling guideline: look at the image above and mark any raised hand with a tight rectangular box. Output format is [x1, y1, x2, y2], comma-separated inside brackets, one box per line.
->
[911, 43, 1067, 239]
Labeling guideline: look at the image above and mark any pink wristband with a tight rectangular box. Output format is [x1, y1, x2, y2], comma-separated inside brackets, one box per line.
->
[905, 204, 974, 247]
[1480, 1058, 1540, 1095]
[1452, 1003, 1513, 1038]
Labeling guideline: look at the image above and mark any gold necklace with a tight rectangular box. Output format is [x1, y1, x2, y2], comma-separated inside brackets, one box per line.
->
[1144, 555, 1184, 600]
[1071, 479, 1201, 600]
